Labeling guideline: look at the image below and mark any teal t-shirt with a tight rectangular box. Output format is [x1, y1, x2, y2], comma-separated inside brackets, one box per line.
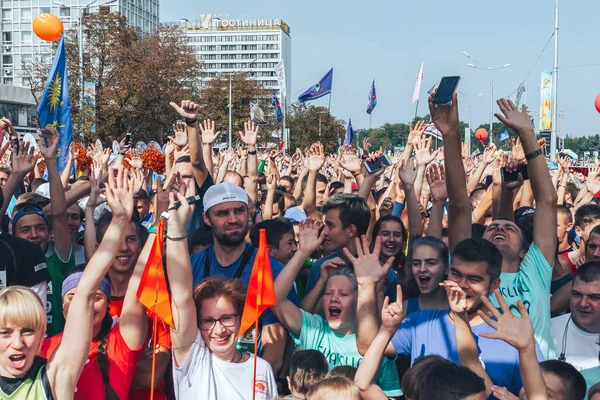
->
[290, 310, 402, 397]
[489, 243, 555, 360]
[45, 242, 75, 337]
[581, 367, 600, 400]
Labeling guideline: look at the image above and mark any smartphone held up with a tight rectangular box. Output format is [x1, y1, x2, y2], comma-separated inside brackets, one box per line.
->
[432, 76, 461, 105]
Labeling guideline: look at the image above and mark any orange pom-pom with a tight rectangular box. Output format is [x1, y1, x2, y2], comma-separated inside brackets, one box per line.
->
[142, 148, 165, 174]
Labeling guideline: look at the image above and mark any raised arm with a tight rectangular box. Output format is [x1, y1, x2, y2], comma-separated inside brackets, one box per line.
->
[262, 173, 277, 220]
[429, 91, 470, 252]
[0, 141, 32, 223]
[272, 219, 324, 337]
[60, 143, 77, 189]
[467, 145, 497, 193]
[239, 120, 259, 203]
[398, 158, 424, 239]
[355, 285, 404, 400]
[84, 163, 105, 262]
[348, 236, 396, 357]
[479, 291, 549, 400]
[426, 163, 448, 239]
[166, 181, 198, 367]
[39, 128, 71, 260]
[495, 99, 557, 264]
[47, 166, 133, 399]
[301, 143, 325, 219]
[199, 119, 222, 179]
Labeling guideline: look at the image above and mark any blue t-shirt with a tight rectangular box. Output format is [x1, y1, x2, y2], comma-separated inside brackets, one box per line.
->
[305, 253, 399, 302]
[190, 242, 299, 326]
[283, 206, 307, 222]
[390, 308, 544, 396]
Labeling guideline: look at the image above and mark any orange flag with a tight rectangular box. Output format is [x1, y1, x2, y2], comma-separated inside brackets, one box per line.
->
[136, 218, 173, 327]
[238, 229, 277, 337]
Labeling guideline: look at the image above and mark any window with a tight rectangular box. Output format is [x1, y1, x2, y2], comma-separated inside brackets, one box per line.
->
[1, 9, 11, 20]
[21, 8, 32, 20]
[21, 31, 32, 43]
[59, 7, 70, 17]
[40, 7, 51, 14]
[2, 32, 11, 43]
[3, 77, 12, 85]
[2, 55, 12, 64]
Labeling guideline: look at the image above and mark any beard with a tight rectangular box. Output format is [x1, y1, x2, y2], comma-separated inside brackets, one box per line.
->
[213, 223, 249, 247]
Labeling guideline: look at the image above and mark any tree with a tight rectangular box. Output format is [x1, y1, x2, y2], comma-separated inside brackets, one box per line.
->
[197, 73, 280, 147]
[287, 103, 344, 153]
[26, 11, 202, 144]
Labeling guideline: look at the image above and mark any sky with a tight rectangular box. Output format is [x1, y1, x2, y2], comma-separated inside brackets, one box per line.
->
[159, 0, 600, 137]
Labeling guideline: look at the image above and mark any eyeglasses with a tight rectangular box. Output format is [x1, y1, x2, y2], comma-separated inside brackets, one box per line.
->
[199, 314, 238, 331]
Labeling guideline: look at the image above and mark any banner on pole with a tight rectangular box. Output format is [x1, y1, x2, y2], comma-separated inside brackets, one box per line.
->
[539, 71, 552, 133]
[83, 81, 96, 134]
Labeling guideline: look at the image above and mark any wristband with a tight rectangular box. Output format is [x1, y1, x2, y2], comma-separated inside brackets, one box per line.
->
[525, 149, 542, 160]
[147, 226, 157, 234]
[184, 118, 198, 125]
[166, 233, 187, 241]
[247, 149, 257, 155]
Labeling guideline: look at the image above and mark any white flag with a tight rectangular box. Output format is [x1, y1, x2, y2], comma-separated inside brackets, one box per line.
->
[275, 60, 286, 98]
[412, 62, 424, 104]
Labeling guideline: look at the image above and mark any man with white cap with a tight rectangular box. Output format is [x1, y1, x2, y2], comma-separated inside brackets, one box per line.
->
[190, 181, 298, 378]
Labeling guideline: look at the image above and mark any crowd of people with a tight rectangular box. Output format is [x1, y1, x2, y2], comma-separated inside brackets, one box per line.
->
[0, 92, 598, 400]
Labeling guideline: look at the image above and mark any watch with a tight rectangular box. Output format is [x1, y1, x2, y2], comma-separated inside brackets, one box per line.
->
[525, 149, 542, 160]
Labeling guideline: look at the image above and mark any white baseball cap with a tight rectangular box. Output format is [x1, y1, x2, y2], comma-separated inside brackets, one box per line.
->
[203, 182, 248, 212]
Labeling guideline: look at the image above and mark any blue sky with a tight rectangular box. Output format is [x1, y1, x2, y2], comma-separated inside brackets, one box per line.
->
[159, 0, 600, 137]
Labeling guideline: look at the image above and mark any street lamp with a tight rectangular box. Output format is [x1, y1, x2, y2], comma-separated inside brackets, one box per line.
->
[463, 51, 510, 146]
[54, 0, 116, 142]
[228, 58, 257, 147]
[458, 91, 483, 154]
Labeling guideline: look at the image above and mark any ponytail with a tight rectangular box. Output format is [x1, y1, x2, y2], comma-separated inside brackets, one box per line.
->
[97, 309, 119, 400]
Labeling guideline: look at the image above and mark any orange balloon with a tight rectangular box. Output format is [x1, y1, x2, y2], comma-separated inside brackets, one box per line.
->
[32, 14, 64, 42]
[475, 128, 488, 141]
[595, 94, 600, 113]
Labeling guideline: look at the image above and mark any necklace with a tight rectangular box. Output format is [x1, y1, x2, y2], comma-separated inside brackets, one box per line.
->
[234, 350, 244, 363]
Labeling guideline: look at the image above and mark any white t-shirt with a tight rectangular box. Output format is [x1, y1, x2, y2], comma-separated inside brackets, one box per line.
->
[551, 313, 600, 371]
[172, 329, 278, 400]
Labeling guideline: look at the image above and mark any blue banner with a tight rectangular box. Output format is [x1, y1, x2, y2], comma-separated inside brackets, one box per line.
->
[37, 35, 72, 173]
[367, 80, 377, 114]
[298, 68, 333, 103]
[272, 91, 283, 123]
[344, 118, 354, 146]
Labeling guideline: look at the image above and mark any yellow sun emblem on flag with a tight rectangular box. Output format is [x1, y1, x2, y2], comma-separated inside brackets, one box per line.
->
[47, 72, 62, 112]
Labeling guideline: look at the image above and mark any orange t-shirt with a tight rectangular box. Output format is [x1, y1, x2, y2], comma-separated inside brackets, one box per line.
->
[110, 296, 171, 400]
[41, 326, 143, 400]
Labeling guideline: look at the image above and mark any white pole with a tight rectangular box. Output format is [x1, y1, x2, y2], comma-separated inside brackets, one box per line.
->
[228, 73, 232, 148]
[550, 0, 559, 161]
[468, 104, 472, 154]
[489, 69, 493, 147]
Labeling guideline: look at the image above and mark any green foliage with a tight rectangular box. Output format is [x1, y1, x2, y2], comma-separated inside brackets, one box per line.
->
[287, 103, 345, 154]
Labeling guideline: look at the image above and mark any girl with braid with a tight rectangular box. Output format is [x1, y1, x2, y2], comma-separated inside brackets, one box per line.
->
[0, 166, 135, 399]
[40, 166, 149, 399]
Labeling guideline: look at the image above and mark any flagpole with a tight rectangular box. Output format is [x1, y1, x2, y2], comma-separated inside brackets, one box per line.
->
[282, 94, 287, 154]
[150, 313, 158, 400]
[414, 99, 419, 119]
[328, 93, 332, 113]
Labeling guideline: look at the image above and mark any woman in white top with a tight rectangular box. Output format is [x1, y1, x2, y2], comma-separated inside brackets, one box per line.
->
[166, 185, 277, 400]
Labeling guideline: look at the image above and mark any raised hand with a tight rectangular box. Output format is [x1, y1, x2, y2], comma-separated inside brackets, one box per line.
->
[169, 121, 188, 148]
[501, 160, 524, 191]
[482, 144, 497, 164]
[105, 166, 134, 221]
[494, 99, 534, 137]
[439, 280, 467, 314]
[11, 141, 37, 175]
[239, 119, 259, 146]
[127, 149, 143, 169]
[129, 168, 145, 197]
[428, 91, 460, 135]
[490, 386, 519, 400]
[169, 100, 199, 121]
[200, 119, 222, 145]
[223, 147, 235, 163]
[307, 142, 325, 172]
[379, 196, 394, 218]
[37, 128, 60, 160]
[154, 174, 176, 218]
[298, 218, 325, 254]
[414, 136, 439, 166]
[339, 148, 362, 174]
[511, 137, 525, 162]
[174, 143, 190, 160]
[88, 161, 106, 207]
[164, 139, 175, 156]
[557, 154, 571, 174]
[427, 163, 448, 202]
[398, 158, 418, 187]
[381, 285, 404, 332]
[477, 289, 535, 351]
[344, 235, 394, 285]
[167, 177, 195, 231]
[407, 120, 427, 145]
[362, 137, 370, 156]
[266, 172, 277, 190]
[69, 142, 79, 162]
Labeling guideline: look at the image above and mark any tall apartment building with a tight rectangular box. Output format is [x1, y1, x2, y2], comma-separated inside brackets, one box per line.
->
[0, 0, 159, 88]
[177, 14, 291, 99]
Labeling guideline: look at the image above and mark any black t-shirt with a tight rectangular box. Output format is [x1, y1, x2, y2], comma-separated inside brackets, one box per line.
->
[0, 233, 50, 289]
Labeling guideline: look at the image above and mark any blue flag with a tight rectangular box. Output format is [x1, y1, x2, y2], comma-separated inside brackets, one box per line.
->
[298, 68, 333, 103]
[499, 129, 510, 142]
[367, 80, 377, 114]
[37, 35, 72, 174]
[272, 91, 283, 123]
[344, 119, 354, 146]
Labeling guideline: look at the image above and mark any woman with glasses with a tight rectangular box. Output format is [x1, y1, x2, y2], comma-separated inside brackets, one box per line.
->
[166, 187, 277, 399]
